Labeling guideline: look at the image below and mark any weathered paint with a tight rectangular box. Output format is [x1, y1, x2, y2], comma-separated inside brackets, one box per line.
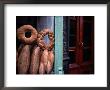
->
[54, 16, 63, 74]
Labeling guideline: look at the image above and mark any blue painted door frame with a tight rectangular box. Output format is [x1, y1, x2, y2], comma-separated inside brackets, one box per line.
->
[54, 16, 64, 74]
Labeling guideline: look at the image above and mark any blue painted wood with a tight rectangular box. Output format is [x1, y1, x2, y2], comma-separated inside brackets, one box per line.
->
[54, 16, 63, 74]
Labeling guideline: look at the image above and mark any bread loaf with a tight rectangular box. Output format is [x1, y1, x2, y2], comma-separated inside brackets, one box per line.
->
[46, 51, 54, 74]
[16, 50, 18, 74]
[39, 49, 48, 74]
[16, 50, 18, 63]
[29, 46, 40, 74]
[39, 62, 45, 74]
[17, 25, 38, 44]
[18, 44, 24, 56]
[41, 49, 48, 68]
[17, 45, 30, 74]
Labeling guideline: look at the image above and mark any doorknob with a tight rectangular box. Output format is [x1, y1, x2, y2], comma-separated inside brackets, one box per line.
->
[79, 42, 84, 47]
[81, 42, 83, 47]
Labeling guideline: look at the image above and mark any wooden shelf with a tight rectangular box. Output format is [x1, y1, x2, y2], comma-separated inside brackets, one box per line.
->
[68, 47, 76, 52]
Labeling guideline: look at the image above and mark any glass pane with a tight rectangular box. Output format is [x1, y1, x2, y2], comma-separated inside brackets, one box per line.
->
[83, 22, 92, 46]
[69, 17, 77, 47]
[69, 51, 76, 63]
[69, 36, 76, 47]
[69, 19, 76, 35]
[83, 49, 91, 62]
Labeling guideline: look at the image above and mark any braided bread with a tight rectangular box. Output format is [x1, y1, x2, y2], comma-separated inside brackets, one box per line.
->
[17, 45, 30, 74]
[29, 46, 40, 74]
[37, 29, 54, 50]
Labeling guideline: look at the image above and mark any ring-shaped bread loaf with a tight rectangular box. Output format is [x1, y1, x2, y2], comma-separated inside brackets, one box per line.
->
[37, 29, 54, 50]
[17, 25, 38, 44]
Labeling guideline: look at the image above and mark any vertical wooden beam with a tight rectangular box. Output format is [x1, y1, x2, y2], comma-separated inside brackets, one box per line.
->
[76, 16, 80, 64]
[54, 16, 63, 74]
[79, 16, 84, 64]
[76, 16, 84, 65]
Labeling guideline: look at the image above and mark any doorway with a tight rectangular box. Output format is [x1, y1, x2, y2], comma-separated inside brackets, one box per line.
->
[66, 16, 94, 74]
